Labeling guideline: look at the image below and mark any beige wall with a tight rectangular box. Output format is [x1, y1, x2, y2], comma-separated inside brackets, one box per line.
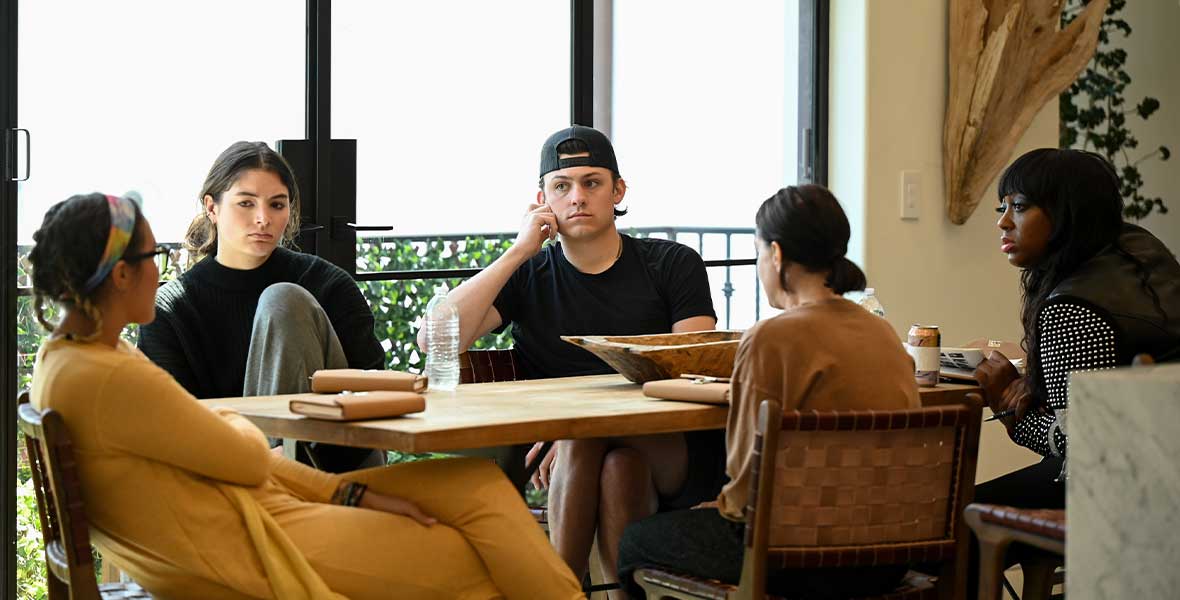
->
[833, 0, 1180, 342]
[832, 0, 1048, 348]
[863, 0, 1049, 347]
[831, 0, 1043, 481]
[1120, 0, 1180, 252]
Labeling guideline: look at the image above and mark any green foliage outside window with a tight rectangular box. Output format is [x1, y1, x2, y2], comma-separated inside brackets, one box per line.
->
[360, 235, 516, 373]
[16, 458, 48, 600]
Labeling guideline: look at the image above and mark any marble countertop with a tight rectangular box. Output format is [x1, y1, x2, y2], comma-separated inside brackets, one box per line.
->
[1067, 363, 1180, 599]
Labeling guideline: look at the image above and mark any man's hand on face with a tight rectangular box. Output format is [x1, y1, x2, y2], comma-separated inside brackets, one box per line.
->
[513, 201, 558, 258]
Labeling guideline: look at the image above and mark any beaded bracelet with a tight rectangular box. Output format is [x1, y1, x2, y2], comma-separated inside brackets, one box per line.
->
[346, 482, 368, 507]
[332, 481, 369, 507]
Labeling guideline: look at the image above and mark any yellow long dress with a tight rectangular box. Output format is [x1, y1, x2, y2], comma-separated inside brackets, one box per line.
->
[31, 337, 582, 600]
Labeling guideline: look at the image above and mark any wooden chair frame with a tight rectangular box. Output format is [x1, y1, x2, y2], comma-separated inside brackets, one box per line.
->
[963, 504, 1064, 600]
[17, 392, 151, 599]
[636, 396, 982, 600]
[735, 397, 982, 600]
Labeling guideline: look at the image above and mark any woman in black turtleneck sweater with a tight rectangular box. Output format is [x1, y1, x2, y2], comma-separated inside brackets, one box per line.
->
[139, 141, 385, 472]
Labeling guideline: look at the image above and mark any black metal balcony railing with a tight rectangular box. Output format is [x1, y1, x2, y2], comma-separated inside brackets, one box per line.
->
[354, 226, 759, 328]
[13, 226, 760, 392]
[14, 226, 761, 327]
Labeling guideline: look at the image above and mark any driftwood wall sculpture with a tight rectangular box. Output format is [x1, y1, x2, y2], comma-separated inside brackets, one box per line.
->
[944, 0, 1107, 224]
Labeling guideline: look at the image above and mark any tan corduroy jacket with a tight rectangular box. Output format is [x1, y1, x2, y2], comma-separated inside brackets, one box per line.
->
[716, 298, 921, 521]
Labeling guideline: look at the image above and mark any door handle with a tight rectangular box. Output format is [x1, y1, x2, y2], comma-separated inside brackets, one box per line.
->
[331, 216, 393, 238]
[6, 128, 30, 182]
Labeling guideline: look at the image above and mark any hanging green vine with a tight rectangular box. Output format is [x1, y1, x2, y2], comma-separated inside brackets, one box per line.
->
[1060, 0, 1170, 219]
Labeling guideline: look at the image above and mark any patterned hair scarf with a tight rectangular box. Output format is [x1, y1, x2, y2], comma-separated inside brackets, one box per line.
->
[81, 194, 138, 292]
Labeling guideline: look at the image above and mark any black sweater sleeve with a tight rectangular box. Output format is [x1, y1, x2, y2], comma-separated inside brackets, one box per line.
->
[138, 307, 204, 398]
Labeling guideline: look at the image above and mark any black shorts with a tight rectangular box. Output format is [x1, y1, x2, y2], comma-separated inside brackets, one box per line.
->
[658, 429, 729, 511]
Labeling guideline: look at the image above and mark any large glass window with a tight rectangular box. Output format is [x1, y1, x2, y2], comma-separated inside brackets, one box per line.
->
[333, 1, 570, 237]
[16, 0, 303, 246]
[612, 1, 798, 328]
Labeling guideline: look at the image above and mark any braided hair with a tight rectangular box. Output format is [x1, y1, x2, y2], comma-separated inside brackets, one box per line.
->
[28, 193, 145, 341]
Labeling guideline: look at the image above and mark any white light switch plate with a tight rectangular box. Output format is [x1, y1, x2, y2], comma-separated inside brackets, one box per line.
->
[900, 170, 921, 220]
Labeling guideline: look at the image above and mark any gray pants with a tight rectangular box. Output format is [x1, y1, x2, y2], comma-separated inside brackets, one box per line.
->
[245, 282, 385, 472]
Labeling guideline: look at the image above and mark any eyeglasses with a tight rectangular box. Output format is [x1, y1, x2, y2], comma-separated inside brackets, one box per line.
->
[123, 245, 170, 263]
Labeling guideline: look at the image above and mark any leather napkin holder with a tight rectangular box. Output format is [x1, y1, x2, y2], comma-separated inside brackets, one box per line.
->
[642, 378, 731, 405]
[289, 391, 426, 421]
[310, 369, 429, 393]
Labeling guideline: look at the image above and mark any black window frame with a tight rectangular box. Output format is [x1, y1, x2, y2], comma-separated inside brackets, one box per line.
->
[2, 0, 18, 593]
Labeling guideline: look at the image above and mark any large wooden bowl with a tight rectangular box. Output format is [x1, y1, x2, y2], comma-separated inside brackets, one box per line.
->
[561, 330, 743, 384]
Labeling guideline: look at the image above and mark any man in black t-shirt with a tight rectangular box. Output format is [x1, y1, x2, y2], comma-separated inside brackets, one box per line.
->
[418, 125, 720, 587]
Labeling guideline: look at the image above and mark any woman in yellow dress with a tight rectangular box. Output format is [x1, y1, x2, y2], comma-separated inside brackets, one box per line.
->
[28, 192, 582, 600]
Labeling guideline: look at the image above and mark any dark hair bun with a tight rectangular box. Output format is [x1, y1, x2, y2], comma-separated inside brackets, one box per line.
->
[826, 257, 867, 295]
[755, 185, 865, 293]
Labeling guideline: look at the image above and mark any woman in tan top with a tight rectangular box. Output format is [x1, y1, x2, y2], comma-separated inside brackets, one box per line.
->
[28, 192, 582, 600]
[617, 185, 919, 598]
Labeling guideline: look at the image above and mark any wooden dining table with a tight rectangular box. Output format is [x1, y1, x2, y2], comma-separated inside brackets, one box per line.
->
[202, 374, 979, 455]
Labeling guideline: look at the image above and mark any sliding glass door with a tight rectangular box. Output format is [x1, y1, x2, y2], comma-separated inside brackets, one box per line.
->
[7, 2, 304, 596]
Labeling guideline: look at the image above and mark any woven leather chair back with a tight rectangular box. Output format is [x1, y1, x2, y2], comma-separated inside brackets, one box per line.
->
[459, 349, 523, 383]
[765, 425, 957, 547]
[746, 399, 981, 573]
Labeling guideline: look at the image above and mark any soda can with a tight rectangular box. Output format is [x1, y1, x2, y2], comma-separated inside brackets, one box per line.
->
[906, 325, 941, 387]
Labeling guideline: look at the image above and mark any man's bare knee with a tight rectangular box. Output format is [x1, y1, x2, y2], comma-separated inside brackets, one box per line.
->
[550, 438, 610, 486]
[600, 448, 652, 492]
[556, 438, 608, 466]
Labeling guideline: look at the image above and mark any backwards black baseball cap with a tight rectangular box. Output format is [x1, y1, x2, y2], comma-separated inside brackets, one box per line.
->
[539, 125, 621, 179]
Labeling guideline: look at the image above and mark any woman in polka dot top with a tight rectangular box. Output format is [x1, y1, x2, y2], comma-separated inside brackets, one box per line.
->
[974, 148, 1180, 510]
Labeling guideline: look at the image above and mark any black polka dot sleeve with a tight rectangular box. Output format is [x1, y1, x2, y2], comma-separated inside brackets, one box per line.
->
[1010, 301, 1119, 457]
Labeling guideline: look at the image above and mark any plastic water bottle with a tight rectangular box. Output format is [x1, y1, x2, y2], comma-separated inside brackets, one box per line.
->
[858, 288, 887, 318]
[423, 286, 460, 391]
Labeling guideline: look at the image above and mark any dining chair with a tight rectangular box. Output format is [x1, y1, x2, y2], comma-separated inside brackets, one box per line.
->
[459, 348, 522, 383]
[963, 504, 1064, 600]
[17, 392, 153, 599]
[634, 396, 983, 600]
[458, 349, 533, 493]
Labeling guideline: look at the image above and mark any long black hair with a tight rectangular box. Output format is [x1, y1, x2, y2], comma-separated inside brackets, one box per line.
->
[29, 193, 147, 340]
[755, 184, 866, 294]
[997, 148, 1159, 391]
